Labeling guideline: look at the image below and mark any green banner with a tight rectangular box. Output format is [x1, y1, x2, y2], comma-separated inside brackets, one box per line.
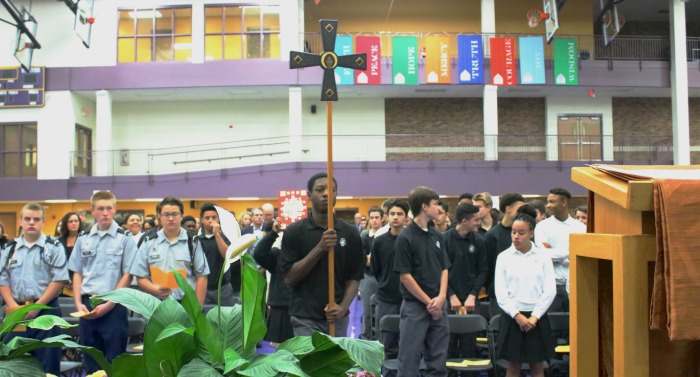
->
[553, 38, 578, 86]
[392, 36, 418, 85]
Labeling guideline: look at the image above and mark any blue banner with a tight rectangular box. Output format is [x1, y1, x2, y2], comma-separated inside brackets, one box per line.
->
[457, 35, 483, 84]
[334, 36, 354, 85]
[518, 36, 546, 85]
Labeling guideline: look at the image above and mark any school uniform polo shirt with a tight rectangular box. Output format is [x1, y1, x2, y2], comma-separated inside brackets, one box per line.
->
[68, 221, 137, 295]
[370, 232, 402, 304]
[393, 222, 451, 302]
[279, 214, 364, 320]
[444, 229, 487, 302]
[534, 215, 586, 285]
[484, 222, 513, 297]
[0, 234, 69, 302]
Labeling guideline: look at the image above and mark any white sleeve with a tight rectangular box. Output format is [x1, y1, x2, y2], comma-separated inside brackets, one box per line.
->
[532, 255, 557, 319]
[494, 253, 519, 318]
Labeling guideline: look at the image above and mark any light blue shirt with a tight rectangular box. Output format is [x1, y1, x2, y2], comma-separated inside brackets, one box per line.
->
[0, 234, 69, 302]
[130, 228, 209, 300]
[67, 221, 137, 295]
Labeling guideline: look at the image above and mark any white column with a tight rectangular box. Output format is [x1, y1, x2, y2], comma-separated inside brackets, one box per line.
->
[483, 85, 499, 160]
[289, 87, 303, 161]
[36, 91, 74, 180]
[95, 90, 113, 176]
[670, 0, 690, 165]
[279, 0, 303, 61]
[481, 0, 498, 160]
[191, 3, 205, 64]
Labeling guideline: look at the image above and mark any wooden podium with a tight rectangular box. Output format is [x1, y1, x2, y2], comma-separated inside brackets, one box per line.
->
[570, 167, 658, 377]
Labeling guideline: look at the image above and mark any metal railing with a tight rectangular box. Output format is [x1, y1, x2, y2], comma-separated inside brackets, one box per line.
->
[67, 134, 674, 177]
[303, 32, 700, 62]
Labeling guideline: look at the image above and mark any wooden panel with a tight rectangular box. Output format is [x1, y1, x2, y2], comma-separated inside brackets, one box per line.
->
[570, 252, 599, 377]
[572, 167, 655, 211]
[593, 194, 648, 235]
[570, 233, 613, 260]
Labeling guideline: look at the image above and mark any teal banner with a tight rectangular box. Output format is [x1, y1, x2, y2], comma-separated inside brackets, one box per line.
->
[335, 36, 354, 85]
[518, 36, 545, 84]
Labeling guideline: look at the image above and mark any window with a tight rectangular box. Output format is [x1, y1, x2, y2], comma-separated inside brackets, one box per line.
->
[205, 5, 280, 61]
[0, 123, 37, 178]
[118, 7, 192, 63]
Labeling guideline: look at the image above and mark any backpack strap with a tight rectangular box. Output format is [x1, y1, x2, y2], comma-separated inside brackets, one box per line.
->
[0, 241, 17, 274]
[187, 235, 199, 276]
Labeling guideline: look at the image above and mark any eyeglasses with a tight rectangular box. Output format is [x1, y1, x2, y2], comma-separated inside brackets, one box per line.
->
[161, 212, 182, 219]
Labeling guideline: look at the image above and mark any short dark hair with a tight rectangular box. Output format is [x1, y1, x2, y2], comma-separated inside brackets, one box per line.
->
[513, 213, 537, 231]
[517, 204, 538, 219]
[387, 199, 409, 216]
[499, 193, 525, 213]
[458, 193, 473, 201]
[200, 202, 217, 218]
[307, 172, 338, 193]
[408, 186, 439, 216]
[528, 199, 546, 215]
[576, 206, 588, 214]
[158, 196, 184, 215]
[550, 187, 572, 201]
[368, 206, 384, 218]
[456, 203, 479, 223]
[438, 201, 449, 213]
[181, 215, 196, 226]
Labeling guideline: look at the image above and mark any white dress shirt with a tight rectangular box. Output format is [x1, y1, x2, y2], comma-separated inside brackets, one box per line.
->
[494, 242, 556, 319]
[534, 215, 586, 285]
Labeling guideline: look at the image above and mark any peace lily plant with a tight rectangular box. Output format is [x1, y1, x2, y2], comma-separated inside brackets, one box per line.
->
[0, 206, 383, 377]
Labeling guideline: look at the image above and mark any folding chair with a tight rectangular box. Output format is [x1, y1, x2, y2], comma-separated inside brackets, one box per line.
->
[446, 314, 494, 376]
[369, 293, 378, 340]
[126, 316, 147, 354]
[378, 314, 426, 374]
[547, 312, 570, 377]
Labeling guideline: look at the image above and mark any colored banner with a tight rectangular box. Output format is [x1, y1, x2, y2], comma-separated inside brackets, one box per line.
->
[457, 35, 483, 84]
[553, 38, 578, 86]
[278, 190, 308, 226]
[489, 37, 516, 86]
[355, 36, 381, 85]
[518, 36, 546, 84]
[425, 35, 451, 84]
[391, 36, 418, 85]
[334, 36, 354, 86]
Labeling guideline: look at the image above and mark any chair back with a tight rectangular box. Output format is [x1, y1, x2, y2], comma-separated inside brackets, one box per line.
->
[489, 314, 501, 332]
[448, 314, 488, 334]
[379, 314, 400, 334]
[547, 312, 569, 332]
[128, 317, 147, 337]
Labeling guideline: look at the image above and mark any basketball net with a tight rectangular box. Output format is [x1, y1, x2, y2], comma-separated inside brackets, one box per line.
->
[527, 9, 549, 28]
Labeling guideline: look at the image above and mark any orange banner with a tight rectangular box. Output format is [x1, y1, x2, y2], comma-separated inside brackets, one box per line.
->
[425, 36, 451, 84]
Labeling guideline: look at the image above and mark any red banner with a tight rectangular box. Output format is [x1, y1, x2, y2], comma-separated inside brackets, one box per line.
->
[278, 190, 308, 226]
[489, 37, 516, 86]
[355, 36, 381, 85]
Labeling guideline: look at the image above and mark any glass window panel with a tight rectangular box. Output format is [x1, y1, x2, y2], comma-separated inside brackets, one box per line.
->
[136, 37, 152, 62]
[174, 36, 192, 62]
[205, 35, 223, 60]
[268, 34, 281, 59]
[117, 38, 135, 63]
[154, 36, 173, 61]
[3, 124, 19, 150]
[205, 7, 223, 33]
[224, 34, 242, 60]
[118, 10, 135, 36]
[155, 9, 173, 34]
[136, 15, 153, 35]
[174, 8, 192, 35]
[246, 34, 261, 59]
[224, 6, 243, 33]
[243, 6, 261, 30]
[262, 12, 280, 32]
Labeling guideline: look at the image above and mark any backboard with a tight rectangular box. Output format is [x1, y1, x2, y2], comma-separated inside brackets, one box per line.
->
[599, 0, 624, 47]
[73, 0, 95, 48]
[13, 8, 38, 73]
[544, 0, 559, 44]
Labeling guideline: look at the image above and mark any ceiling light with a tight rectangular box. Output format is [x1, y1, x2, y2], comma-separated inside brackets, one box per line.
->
[227, 197, 261, 201]
[336, 196, 353, 200]
[129, 10, 162, 19]
[134, 198, 162, 202]
[44, 199, 78, 203]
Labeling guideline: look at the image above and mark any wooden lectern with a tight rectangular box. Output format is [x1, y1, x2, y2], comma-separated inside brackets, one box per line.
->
[570, 167, 658, 377]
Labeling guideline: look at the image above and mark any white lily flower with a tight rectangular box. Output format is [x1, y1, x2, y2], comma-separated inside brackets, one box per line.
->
[224, 234, 257, 272]
[214, 205, 241, 241]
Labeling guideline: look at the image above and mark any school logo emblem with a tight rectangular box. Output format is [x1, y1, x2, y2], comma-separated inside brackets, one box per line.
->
[469, 245, 476, 253]
[436, 240, 441, 248]
[339, 238, 346, 247]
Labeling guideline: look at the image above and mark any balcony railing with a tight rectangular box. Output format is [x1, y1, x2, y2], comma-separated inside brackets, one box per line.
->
[68, 134, 674, 177]
[303, 32, 700, 62]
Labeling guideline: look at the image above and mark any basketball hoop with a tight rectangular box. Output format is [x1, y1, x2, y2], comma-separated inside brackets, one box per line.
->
[527, 9, 549, 28]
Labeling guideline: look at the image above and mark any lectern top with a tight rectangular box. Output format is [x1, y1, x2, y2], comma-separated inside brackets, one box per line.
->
[571, 167, 653, 211]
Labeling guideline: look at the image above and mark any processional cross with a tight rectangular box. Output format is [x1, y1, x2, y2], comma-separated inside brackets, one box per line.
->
[289, 20, 367, 336]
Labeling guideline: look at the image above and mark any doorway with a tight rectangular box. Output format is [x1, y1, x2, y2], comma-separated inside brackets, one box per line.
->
[557, 115, 602, 161]
[0, 212, 17, 239]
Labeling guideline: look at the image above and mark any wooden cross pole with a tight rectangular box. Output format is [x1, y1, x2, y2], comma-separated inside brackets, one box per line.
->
[289, 20, 366, 336]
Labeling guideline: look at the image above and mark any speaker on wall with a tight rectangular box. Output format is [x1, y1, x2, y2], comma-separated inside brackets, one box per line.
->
[311, 104, 317, 114]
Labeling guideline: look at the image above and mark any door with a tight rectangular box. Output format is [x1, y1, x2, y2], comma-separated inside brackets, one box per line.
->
[74, 125, 92, 176]
[557, 115, 602, 161]
[0, 212, 17, 239]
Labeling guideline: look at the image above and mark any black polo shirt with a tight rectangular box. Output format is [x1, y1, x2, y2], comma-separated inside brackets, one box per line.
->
[393, 222, 451, 301]
[370, 232, 402, 304]
[484, 222, 512, 297]
[198, 232, 231, 290]
[279, 214, 364, 320]
[444, 228, 487, 302]
[253, 231, 291, 308]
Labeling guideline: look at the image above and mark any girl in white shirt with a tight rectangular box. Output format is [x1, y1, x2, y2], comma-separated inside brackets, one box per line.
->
[494, 213, 556, 377]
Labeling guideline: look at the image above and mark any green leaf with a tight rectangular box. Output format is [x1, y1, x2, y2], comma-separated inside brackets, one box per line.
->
[112, 353, 147, 377]
[236, 350, 309, 377]
[174, 271, 224, 365]
[177, 358, 224, 377]
[155, 323, 195, 343]
[304, 333, 384, 377]
[206, 305, 243, 356]
[92, 288, 161, 321]
[299, 346, 353, 377]
[0, 355, 45, 376]
[277, 336, 314, 357]
[223, 348, 247, 374]
[143, 298, 197, 377]
[0, 304, 51, 334]
[22, 315, 76, 331]
[241, 253, 267, 358]
[4, 335, 112, 374]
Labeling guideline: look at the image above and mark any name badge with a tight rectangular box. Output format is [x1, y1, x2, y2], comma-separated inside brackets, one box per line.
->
[149, 254, 163, 263]
[82, 249, 96, 257]
[9, 258, 19, 266]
